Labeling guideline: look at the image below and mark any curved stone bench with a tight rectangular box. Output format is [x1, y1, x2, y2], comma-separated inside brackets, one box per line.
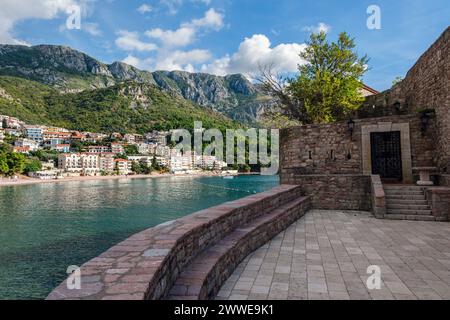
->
[47, 184, 309, 300]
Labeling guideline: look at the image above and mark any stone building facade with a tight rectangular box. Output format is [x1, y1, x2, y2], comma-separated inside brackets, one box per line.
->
[280, 27, 450, 217]
[361, 27, 450, 172]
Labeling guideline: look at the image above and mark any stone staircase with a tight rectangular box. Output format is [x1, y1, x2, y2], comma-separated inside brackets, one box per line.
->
[384, 185, 435, 221]
[166, 189, 310, 300]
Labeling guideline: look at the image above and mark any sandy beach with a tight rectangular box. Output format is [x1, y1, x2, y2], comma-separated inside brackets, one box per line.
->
[0, 171, 227, 188]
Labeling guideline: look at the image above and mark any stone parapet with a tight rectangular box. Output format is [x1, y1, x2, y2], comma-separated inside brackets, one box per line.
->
[47, 184, 306, 300]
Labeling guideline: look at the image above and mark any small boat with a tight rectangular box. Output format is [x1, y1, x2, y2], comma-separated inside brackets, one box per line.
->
[222, 175, 234, 180]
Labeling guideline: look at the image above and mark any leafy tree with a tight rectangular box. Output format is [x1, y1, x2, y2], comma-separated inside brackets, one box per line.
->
[0, 153, 9, 175]
[124, 144, 139, 156]
[70, 141, 84, 153]
[259, 31, 369, 124]
[151, 156, 161, 171]
[392, 76, 404, 87]
[6, 152, 26, 175]
[0, 143, 12, 153]
[24, 158, 42, 174]
[30, 149, 58, 162]
[131, 161, 142, 174]
[141, 163, 153, 175]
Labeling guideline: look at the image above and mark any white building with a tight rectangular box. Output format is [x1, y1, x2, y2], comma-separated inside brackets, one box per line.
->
[156, 145, 171, 158]
[137, 143, 151, 155]
[58, 153, 100, 176]
[114, 159, 131, 175]
[99, 153, 115, 173]
[111, 142, 125, 155]
[195, 155, 227, 170]
[170, 154, 193, 173]
[52, 144, 70, 153]
[87, 145, 111, 153]
[15, 138, 40, 151]
[128, 156, 152, 167]
[146, 131, 169, 146]
[24, 126, 44, 143]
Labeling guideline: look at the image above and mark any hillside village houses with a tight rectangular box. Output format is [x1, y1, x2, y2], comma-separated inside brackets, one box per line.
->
[0, 114, 230, 178]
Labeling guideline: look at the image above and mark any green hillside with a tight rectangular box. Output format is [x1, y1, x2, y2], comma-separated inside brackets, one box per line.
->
[0, 76, 239, 133]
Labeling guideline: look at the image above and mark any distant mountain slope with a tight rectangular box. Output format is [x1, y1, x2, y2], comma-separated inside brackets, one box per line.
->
[0, 76, 238, 134]
[0, 44, 272, 123]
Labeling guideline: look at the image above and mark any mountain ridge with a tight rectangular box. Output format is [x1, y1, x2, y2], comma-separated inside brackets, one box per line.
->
[0, 44, 272, 123]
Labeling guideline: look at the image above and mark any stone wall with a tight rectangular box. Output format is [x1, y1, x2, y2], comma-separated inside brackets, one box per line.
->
[281, 173, 371, 211]
[426, 187, 450, 221]
[439, 175, 450, 187]
[280, 114, 436, 176]
[280, 114, 438, 210]
[361, 27, 450, 172]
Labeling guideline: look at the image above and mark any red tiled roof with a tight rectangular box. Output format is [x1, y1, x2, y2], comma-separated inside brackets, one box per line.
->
[362, 84, 379, 94]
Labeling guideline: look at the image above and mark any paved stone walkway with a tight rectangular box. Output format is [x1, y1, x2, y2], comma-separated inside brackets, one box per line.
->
[217, 210, 450, 300]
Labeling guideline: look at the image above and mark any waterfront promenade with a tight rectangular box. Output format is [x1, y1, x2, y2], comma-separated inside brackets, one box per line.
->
[218, 210, 450, 300]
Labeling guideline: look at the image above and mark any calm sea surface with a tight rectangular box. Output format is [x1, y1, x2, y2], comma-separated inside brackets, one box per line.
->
[0, 175, 279, 299]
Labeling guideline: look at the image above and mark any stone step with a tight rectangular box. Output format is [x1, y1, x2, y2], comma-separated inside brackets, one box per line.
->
[387, 209, 432, 215]
[384, 214, 437, 221]
[386, 194, 426, 201]
[387, 204, 431, 210]
[386, 199, 429, 205]
[383, 185, 424, 191]
[384, 190, 425, 196]
[167, 196, 309, 300]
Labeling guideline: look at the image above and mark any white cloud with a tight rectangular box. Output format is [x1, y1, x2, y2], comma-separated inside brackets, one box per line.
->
[154, 49, 211, 71]
[159, 0, 183, 15]
[302, 22, 331, 34]
[122, 54, 153, 70]
[115, 30, 158, 52]
[83, 22, 102, 36]
[145, 9, 223, 48]
[117, 8, 223, 72]
[146, 27, 196, 48]
[137, 4, 153, 14]
[190, 8, 224, 30]
[158, 0, 211, 15]
[0, 0, 79, 45]
[201, 34, 307, 77]
[122, 49, 211, 73]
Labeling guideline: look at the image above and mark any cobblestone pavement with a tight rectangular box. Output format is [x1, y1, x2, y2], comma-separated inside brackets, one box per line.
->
[217, 210, 450, 300]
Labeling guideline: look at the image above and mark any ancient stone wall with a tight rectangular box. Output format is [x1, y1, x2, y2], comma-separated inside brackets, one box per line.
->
[280, 114, 436, 176]
[361, 27, 450, 171]
[439, 175, 450, 187]
[280, 174, 371, 210]
[280, 114, 437, 210]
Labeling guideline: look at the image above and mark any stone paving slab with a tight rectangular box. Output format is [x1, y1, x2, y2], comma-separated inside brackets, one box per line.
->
[217, 210, 450, 300]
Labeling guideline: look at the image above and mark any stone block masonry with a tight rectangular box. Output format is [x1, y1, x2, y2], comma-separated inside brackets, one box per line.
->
[280, 114, 437, 210]
[280, 114, 436, 176]
[47, 185, 311, 300]
[362, 27, 450, 172]
[281, 173, 371, 211]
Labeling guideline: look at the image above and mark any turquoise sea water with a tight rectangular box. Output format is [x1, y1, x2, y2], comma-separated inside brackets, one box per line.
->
[0, 175, 279, 300]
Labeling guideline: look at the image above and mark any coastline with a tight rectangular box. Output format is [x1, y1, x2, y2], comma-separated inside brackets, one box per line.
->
[0, 171, 232, 188]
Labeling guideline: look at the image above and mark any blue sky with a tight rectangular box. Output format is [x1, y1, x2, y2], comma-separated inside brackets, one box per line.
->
[1, 0, 449, 90]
